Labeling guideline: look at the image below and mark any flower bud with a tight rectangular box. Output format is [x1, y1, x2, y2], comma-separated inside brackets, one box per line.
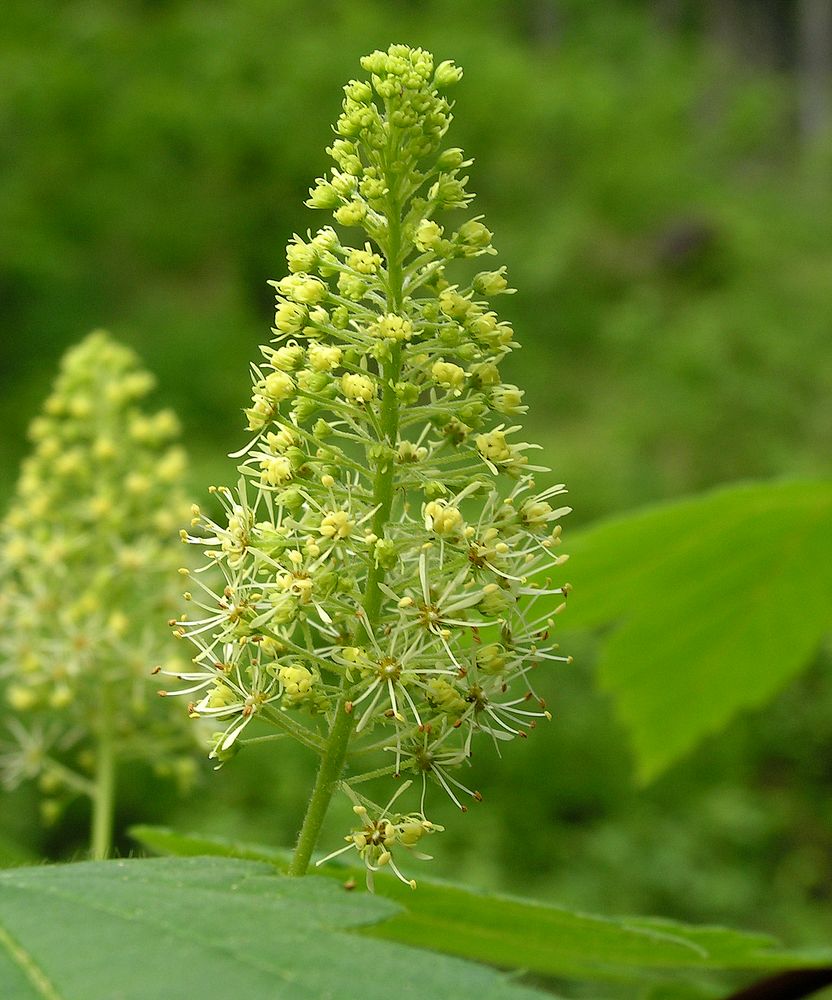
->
[426, 678, 466, 716]
[424, 501, 463, 535]
[348, 247, 382, 274]
[375, 314, 413, 341]
[341, 372, 376, 403]
[260, 455, 293, 486]
[274, 301, 307, 333]
[344, 79, 373, 104]
[457, 220, 493, 250]
[338, 272, 367, 300]
[263, 371, 295, 402]
[307, 181, 340, 209]
[438, 288, 472, 319]
[473, 270, 509, 296]
[476, 429, 511, 464]
[434, 60, 463, 88]
[334, 200, 367, 227]
[415, 219, 444, 252]
[293, 277, 327, 305]
[436, 147, 465, 171]
[286, 238, 318, 273]
[492, 384, 526, 416]
[320, 510, 353, 539]
[278, 663, 318, 706]
[430, 175, 469, 209]
[307, 343, 342, 372]
[431, 360, 466, 393]
[374, 538, 398, 570]
[476, 643, 509, 675]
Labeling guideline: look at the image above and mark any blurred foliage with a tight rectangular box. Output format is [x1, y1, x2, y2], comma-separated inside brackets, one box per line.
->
[563, 480, 832, 781]
[2, 0, 831, 962]
[3, 0, 831, 520]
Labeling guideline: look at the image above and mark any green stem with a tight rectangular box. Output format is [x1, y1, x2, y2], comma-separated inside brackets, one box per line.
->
[90, 682, 115, 861]
[341, 762, 400, 786]
[288, 190, 405, 877]
[286, 696, 356, 876]
[287, 351, 401, 877]
[260, 704, 327, 753]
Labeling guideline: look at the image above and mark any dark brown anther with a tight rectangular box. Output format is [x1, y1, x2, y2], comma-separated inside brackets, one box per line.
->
[473, 790, 483, 802]
[150, 665, 161, 675]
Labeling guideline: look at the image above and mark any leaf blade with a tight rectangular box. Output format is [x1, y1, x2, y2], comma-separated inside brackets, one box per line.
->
[129, 827, 832, 980]
[0, 857, 550, 1000]
[562, 480, 832, 780]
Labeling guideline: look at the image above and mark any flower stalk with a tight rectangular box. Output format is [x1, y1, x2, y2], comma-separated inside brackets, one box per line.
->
[91, 681, 115, 861]
[289, 187, 405, 876]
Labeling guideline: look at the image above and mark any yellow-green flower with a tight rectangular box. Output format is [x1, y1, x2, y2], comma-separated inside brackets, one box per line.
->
[0, 331, 198, 851]
[166, 45, 571, 887]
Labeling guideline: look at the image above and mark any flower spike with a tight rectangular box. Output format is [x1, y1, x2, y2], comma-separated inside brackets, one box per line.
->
[169, 44, 571, 885]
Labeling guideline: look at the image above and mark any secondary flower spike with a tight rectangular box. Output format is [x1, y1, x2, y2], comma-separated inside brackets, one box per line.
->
[0, 331, 198, 857]
[164, 44, 572, 888]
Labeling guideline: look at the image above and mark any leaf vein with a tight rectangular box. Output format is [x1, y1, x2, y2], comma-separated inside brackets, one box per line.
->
[0, 920, 63, 1000]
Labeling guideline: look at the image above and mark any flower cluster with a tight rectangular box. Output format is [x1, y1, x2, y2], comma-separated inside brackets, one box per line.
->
[164, 45, 571, 887]
[0, 331, 197, 820]
[316, 781, 442, 891]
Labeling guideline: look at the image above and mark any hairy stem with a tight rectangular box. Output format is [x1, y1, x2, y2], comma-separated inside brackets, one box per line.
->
[288, 193, 404, 876]
[287, 698, 357, 876]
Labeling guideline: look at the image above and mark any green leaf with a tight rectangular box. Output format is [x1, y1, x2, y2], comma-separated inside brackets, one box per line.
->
[561, 480, 832, 781]
[0, 856, 549, 1000]
[129, 827, 832, 980]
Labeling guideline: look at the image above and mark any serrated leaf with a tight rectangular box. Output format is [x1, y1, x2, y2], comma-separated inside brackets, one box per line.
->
[561, 480, 832, 781]
[0, 856, 550, 1000]
[129, 827, 832, 980]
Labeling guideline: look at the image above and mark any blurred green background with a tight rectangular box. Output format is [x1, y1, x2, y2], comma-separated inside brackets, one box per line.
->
[2, 0, 831, 950]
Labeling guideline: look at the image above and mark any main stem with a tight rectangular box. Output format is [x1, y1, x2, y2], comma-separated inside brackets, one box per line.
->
[288, 192, 404, 877]
[90, 681, 116, 860]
